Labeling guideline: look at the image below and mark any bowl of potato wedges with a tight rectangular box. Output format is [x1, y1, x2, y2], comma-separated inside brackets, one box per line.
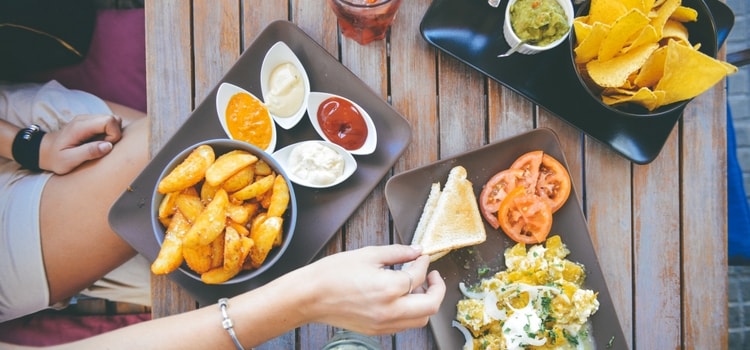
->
[150, 139, 297, 284]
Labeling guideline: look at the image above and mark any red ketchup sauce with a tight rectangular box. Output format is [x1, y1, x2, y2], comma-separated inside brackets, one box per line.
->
[316, 96, 368, 151]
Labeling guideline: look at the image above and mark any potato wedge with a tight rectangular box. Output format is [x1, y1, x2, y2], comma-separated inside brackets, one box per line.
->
[254, 159, 272, 176]
[210, 231, 225, 269]
[223, 226, 254, 272]
[248, 216, 283, 268]
[267, 174, 290, 217]
[184, 189, 229, 247]
[205, 150, 258, 187]
[151, 211, 190, 275]
[176, 190, 204, 222]
[183, 241, 213, 274]
[226, 201, 252, 225]
[201, 264, 241, 284]
[232, 174, 275, 201]
[157, 191, 179, 227]
[222, 165, 255, 193]
[157, 144, 215, 194]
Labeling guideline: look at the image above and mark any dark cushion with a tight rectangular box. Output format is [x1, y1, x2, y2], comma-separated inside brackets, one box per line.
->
[27, 8, 146, 113]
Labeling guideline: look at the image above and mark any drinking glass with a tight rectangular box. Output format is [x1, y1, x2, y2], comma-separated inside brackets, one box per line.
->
[326, 0, 404, 45]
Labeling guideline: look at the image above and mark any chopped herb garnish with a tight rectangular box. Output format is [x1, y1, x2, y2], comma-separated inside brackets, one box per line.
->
[607, 335, 615, 348]
[563, 329, 579, 346]
[478, 266, 490, 276]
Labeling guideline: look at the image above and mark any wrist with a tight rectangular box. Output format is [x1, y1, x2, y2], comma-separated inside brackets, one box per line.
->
[12, 124, 46, 172]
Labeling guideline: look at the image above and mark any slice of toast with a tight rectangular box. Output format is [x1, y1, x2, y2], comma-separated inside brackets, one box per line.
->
[411, 166, 486, 262]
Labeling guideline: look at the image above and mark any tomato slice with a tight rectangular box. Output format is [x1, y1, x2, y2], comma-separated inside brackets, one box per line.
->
[479, 168, 526, 229]
[536, 154, 571, 213]
[497, 186, 553, 244]
[510, 150, 544, 186]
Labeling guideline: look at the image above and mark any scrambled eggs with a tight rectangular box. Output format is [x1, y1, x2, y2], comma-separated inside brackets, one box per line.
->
[454, 235, 599, 350]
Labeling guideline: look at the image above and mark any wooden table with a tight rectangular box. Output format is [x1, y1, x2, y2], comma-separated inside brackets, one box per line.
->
[145, 1, 728, 348]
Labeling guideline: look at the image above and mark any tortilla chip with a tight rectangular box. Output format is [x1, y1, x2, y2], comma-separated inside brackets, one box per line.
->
[598, 8, 650, 61]
[588, 0, 628, 25]
[633, 46, 667, 88]
[602, 87, 663, 111]
[623, 24, 659, 54]
[587, 43, 658, 87]
[662, 20, 690, 45]
[651, 0, 681, 37]
[655, 40, 739, 105]
[671, 6, 698, 22]
[575, 22, 611, 64]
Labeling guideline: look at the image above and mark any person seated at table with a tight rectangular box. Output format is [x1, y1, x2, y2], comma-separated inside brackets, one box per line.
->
[0, 80, 152, 322]
[0, 81, 446, 346]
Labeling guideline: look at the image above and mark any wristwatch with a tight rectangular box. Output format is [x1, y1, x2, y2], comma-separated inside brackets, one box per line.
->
[12, 124, 46, 172]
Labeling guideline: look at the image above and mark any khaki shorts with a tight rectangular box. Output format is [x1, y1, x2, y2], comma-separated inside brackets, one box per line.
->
[0, 81, 150, 322]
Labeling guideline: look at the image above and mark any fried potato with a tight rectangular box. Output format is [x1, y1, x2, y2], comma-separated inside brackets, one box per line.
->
[205, 150, 258, 187]
[201, 264, 241, 284]
[232, 174, 275, 201]
[222, 165, 255, 193]
[157, 191, 179, 227]
[223, 226, 253, 272]
[254, 159, 273, 176]
[183, 240, 213, 274]
[210, 232, 225, 269]
[200, 181, 219, 203]
[228, 219, 250, 237]
[151, 211, 190, 275]
[227, 201, 253, 225]
[157, 144, 215, 194]
[267, 174, 290, 218]
[183, 189, 229, 247]
[175, 189, 203, 222]
[248, 216, 283, 269]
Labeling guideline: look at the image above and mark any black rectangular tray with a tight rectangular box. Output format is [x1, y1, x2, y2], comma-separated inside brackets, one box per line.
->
[420, 0, 734, 164]
[109, 20, 412, 304]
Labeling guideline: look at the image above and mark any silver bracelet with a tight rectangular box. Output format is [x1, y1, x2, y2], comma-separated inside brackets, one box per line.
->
[219, 298, 245, 350]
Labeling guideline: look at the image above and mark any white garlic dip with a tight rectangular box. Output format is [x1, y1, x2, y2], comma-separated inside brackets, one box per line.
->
[288, 142, 345, 186]
[265, 62, 305, 118]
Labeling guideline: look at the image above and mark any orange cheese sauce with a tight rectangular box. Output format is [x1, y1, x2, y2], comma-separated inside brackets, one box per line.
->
[225, 92, 273, 150]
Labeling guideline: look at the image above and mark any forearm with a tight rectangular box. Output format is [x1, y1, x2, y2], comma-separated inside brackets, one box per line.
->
[50, 268, 315, 350]
[0, 119, 21, 161]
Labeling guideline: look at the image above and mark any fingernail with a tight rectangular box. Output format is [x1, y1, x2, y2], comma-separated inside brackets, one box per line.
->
[99, 142, 113, 153]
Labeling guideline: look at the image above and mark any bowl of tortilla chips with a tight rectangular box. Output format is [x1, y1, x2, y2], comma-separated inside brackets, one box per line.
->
[569, 0, 737, 117]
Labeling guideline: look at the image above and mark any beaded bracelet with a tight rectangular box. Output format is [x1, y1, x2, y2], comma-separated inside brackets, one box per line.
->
[219, 298, 245, 350]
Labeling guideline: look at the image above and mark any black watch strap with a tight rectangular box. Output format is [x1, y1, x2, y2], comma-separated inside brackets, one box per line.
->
[12, 124, 46, 172]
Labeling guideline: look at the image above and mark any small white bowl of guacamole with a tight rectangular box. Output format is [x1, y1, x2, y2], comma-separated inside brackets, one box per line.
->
[502, 0, 574, 55]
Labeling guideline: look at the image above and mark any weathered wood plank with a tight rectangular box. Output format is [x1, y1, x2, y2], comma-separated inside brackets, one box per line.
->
[487, 82, 534, 143]
[437, 54, 486, 158]
[192, 0, 241, 105]
[146, 0, 198, 319]
[583, 140, 634, 349]
[633, 128, 681, 349]
[681, 83, 728, 349]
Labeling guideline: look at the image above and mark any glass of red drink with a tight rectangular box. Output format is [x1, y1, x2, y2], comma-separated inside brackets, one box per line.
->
[326, 0, 403, 45]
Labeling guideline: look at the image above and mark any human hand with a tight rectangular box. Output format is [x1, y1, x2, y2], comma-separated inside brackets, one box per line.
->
[38, 114, 123, 174]
[300, 244, 446, 335]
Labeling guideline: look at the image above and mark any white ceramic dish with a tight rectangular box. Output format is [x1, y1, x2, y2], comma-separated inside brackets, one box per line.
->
[272, 140, 357, 189]
[260, 41, 311, 130]
[306, 91, 377, 155]
[215, 82, 277, 153]
[502, 0, 574, 55]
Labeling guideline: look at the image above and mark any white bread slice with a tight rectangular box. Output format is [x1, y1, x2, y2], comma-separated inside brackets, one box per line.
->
[411, 182, 441, 247]
[413, 166, 486, 261]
